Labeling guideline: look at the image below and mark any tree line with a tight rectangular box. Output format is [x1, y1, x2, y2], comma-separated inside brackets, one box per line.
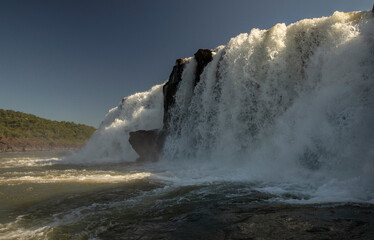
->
[0, 109, 96, 144]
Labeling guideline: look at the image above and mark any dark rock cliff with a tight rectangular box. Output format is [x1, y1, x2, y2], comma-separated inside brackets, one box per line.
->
[163, 58, 186, 128]
[193, 49, 213, 86]
[129, 49, 213, 161]
[128, 130, 165, 162]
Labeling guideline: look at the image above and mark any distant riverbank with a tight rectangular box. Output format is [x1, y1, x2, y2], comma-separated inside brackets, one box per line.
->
[0, 137, 85, 152]
[0, 109, 96, 152]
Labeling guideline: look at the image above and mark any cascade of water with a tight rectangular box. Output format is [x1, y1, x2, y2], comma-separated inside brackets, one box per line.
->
[71, 84, 164, 163]
[70, 11, 374, 202]
[163, 11, 374, 169]
[159, 11, 374, 199]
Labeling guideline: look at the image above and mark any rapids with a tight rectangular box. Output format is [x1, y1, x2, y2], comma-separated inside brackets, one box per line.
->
[1, 10, 374, 239]
[72, 10, 374, 203]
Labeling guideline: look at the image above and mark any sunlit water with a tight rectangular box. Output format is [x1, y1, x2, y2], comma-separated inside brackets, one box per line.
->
[1, 151, 373, 240]
[0, 151, 159, 239]
[2, 10, 374, 239]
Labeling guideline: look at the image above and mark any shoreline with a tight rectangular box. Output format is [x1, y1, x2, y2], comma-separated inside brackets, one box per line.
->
[0, 137, 85, 153]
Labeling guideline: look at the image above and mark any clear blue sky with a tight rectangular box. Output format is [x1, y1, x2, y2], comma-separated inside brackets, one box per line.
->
[0, 0, 372, 127]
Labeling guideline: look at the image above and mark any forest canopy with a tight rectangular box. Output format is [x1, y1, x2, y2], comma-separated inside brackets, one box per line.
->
[0, 109, 96, 144]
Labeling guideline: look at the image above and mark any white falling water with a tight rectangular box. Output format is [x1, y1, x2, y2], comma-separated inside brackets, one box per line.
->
[161, 10, 374, 202]
[73, 11, 374, 202]
[70, 84, 164, 163]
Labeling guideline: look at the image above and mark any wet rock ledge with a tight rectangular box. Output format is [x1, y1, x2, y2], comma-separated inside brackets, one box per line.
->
[129, 49, 213, 161]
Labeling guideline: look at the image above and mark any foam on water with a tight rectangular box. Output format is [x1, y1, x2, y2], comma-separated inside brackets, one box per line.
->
[1, 12, 373, 239]
[69, 11, 374, 204]
[0, 172, 151, 185]
[0, 157, 61, 168]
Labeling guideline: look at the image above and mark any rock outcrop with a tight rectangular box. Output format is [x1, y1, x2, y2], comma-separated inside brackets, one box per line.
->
[162, 58, 186, 128]
[128, 130, 165, 161]
[129, 49, 213, 161]
[193, 49, 213, 86]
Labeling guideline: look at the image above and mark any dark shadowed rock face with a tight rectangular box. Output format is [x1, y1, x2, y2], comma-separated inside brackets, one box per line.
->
[194, 49, 213, 86]
[130, 49, 213, 162]
[163, 49, 213, 130]
[163, 58, 186, 128]
[130, 58, 186, 162]
[128, 130, 165, 161]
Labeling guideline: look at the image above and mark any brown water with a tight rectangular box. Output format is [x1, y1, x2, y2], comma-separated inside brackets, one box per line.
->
[1, 151, 373, 240]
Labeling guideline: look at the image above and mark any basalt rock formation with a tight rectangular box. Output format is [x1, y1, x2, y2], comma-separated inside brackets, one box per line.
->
[163, 58, 186, 128]
[128, 49, 213, 161]
[193, 49, 213, 86]
[128, 130, 165, 161]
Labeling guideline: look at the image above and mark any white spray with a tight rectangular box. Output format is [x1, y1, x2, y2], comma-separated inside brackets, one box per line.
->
[72, 11, 374, 202]
[70, 84, 164, 163]
[161, 11, 374, 202]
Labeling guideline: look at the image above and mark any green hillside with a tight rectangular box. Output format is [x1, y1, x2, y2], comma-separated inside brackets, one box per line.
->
[0, 109, 96, 144]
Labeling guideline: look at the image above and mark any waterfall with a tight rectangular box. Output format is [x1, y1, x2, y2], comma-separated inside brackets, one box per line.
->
[70, 10, 374, 202]
[72, 84, 164, 163]
[163, 11, 374, 171]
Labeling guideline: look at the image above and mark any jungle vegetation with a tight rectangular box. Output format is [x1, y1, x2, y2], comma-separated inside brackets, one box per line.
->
[0, 109, 96, 144]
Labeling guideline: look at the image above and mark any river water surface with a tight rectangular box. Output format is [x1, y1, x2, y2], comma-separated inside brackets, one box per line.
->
[1, 151, 373, 240]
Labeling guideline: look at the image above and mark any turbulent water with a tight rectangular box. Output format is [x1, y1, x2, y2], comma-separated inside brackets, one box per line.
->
[1, 10, 374, 239]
